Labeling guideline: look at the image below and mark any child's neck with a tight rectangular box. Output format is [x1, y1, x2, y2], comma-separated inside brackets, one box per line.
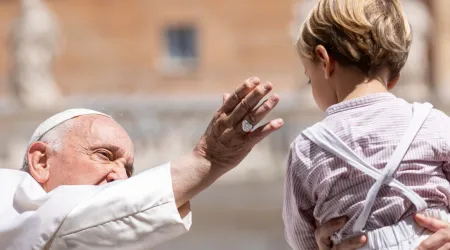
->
[334, 69, 391, 103]
[338, 80, 389, 103]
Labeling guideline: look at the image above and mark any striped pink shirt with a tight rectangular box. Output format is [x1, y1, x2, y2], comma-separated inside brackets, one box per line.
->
[282, 93, 450, 249]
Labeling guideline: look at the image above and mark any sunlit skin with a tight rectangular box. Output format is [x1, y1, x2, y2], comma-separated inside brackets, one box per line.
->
[27, 115, 134, 192]
[300, 45, 399, 112]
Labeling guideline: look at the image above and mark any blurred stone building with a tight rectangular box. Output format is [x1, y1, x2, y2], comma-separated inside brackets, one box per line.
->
[0, 0, 311, 177]
[0, 0, 447, 104]
[0, 0, 301, 97]
[0, 1, 449, 249]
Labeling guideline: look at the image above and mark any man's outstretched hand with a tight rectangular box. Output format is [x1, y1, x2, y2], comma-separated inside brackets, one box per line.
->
[171, 77, 283, 207]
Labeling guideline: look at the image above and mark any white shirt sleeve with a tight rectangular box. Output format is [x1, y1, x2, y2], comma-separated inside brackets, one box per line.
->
[47, 162, 192, 250]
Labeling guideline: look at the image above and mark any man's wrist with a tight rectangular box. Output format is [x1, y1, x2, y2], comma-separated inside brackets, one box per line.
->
[170, 150, 223, 207]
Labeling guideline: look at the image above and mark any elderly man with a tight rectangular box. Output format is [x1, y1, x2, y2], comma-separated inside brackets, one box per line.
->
[0, 77, 283, 250]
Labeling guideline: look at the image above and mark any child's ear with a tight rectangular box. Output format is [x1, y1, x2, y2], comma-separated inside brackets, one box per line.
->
[315, 45, 335, 79]
[387, 73, 400, 90]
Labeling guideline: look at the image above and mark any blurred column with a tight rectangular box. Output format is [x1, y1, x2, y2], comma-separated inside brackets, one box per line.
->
[394, 0, 432, 102]
[290, 0, 318, 109]
[8, 0, 62, 110]
[432, 0, 450, 105]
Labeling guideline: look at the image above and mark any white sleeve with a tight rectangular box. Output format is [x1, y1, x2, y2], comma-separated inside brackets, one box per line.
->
[48, 162, 192, 250]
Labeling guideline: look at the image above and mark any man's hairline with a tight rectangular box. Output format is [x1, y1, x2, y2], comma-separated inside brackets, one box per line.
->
[21, 114, 114, 173]
[21, 118, 75, 173]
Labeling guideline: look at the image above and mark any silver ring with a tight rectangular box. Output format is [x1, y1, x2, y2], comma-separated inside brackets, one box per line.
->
[242, 119, 253, 133]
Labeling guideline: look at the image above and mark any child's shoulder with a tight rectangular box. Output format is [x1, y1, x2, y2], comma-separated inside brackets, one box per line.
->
[292, 122, 321, 144]
[429, 106, 449, 119]
[288, 132, 315, 170]
[426, 105, 450, 135]
[419, 103, 450, 127]
[289, 122, 324, 158]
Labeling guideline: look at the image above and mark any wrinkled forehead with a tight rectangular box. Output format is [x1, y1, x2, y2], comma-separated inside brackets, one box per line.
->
[69, 115, 135, 154]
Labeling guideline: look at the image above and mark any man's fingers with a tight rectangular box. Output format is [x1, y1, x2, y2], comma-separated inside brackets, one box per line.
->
[417, 230, 450, 250]
[315, 228, 333, 250]
[317, 217, 348, 242]
[243, 94, 279, 126]
[221, 77, 260, 113]
[234, 94, 279, 136]
[248, 118, 283, 144]
[415, 214, 450, 232]
[437, 242, 450, 250]
[414, 214, 450, 250]
[332, 235, 367, 250]
[314, 217, 350, 250]
[223, 93, 231, 104]
[229, 81, 273, 125]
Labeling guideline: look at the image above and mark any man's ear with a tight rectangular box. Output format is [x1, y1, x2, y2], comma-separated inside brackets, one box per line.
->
[27, 142, 50, 184]
[387, 72, 400, 90]
[315, 45, 335, 79]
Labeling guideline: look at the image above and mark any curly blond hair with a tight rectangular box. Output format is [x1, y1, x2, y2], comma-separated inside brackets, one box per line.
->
[297, 0, 412, 79]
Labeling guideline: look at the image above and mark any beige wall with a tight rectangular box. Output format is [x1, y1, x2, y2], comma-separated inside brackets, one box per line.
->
[432, 0, 450, 103]
[0, 1, 18, 97]
[1, 0, 449, 102]
[0, 0, 302, 97]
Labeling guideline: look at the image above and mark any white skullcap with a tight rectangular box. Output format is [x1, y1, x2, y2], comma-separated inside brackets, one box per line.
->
[28, 108, 110, 145]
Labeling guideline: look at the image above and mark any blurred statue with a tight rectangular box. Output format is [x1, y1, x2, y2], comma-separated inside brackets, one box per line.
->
[290, 0, 316, 41]
[290, 0, 318, 108]
[8, 0, 62, 110]
[395, 0, 432, 101]
[291, 0, 432, 102]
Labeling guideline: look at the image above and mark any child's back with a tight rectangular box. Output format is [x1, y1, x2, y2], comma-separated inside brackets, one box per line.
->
[284, 0, 450, 248]
[283, 93, 450, 249]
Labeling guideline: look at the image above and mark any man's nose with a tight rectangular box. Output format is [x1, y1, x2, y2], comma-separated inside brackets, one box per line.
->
[106, 165, 128, 183]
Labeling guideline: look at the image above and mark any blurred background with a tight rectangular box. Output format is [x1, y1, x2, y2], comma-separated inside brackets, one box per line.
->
[0, 0, 448, 249]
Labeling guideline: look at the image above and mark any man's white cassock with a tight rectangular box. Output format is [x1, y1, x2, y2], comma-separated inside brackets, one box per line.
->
[0, 109, 192, 250]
